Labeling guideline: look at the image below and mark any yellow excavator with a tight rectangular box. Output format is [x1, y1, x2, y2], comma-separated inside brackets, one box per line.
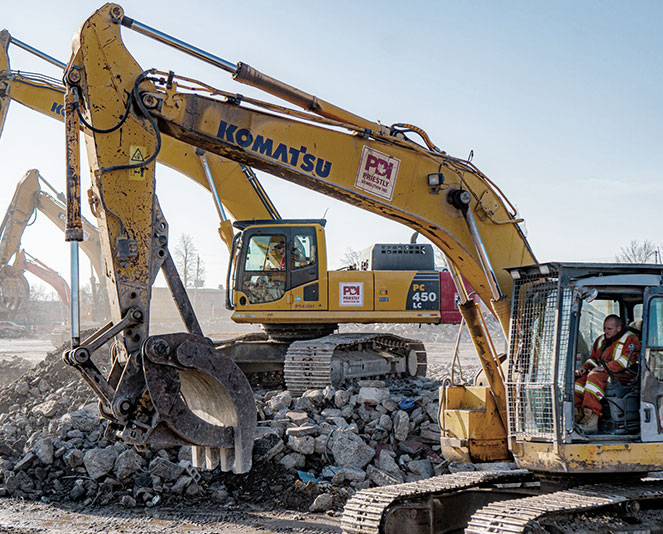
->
[0, 169, 105, 316]
[0, 30, 472, 395]
[59, 3, 663, 530]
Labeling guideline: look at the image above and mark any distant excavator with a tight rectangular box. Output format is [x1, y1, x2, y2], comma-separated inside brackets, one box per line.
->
[0, 169, 103, 317]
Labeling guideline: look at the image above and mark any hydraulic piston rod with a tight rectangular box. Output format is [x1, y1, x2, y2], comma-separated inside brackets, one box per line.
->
[120, 15, 237, 73]
[6, 34, 67, 70]
[117, 6, 384, 133]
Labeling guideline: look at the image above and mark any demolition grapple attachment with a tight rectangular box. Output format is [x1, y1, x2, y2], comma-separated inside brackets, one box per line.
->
[65, 327, 256, 473]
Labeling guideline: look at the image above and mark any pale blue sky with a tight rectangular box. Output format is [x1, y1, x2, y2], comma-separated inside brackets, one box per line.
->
[1, 1, 662, 294]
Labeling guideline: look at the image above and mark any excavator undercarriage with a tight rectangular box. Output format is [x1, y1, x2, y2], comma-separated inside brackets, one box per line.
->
[343, 471, 663, 534]
[217, 331, 427, 394]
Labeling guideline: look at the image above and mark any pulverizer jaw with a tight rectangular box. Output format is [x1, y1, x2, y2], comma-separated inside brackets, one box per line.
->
[140, 333, 256, 474]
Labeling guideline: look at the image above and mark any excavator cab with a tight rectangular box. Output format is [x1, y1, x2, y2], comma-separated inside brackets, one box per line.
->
[227, 219, 450, 341]
[230, 219, 322, 311]
[506, 262, 663, 474]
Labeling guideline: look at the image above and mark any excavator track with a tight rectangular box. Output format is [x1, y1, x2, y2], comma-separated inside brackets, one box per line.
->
[341, 470, 533, 534]
[342, 473, 663, 534]
[466, 479, 663, 533]
[283, 333, 427, 394]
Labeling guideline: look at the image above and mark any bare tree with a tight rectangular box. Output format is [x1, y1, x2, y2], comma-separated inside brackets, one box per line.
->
[193, 255, 206, 288]
[29, 283, 52, 302]
[616, 240, 659, 263]
[340, 247, 361, 269]
[174, 234, 205, 287]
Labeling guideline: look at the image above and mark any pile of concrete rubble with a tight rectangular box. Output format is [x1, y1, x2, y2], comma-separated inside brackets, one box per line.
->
[0, 338, 505, 514]
[0, 356, 34, 388]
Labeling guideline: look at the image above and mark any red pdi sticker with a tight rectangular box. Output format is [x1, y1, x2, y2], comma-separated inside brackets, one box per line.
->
[354, 146, 400, 200]
[339, 282, 364, 307]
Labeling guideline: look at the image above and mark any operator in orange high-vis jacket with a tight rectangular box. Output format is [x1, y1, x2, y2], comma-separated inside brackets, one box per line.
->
[574, 314, 641, 433]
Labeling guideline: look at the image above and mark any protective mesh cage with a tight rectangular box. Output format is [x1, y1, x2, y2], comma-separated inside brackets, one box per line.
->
[507, 266, 571, 440]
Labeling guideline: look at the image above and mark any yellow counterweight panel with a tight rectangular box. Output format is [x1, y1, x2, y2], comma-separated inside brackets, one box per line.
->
[372, 270, 439, 315]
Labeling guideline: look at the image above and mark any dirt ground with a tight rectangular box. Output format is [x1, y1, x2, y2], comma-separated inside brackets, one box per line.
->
[0, 325, 483, 534]
[0, 499, 342, 533]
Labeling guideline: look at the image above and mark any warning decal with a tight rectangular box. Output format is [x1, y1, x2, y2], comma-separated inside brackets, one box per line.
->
[129, 145, 148, 181]
[354, 146, 400, 200]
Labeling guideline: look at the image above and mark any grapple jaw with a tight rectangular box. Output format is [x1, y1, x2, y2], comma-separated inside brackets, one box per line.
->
[120, 333, 256, 474]
[67, 330, 257, 474]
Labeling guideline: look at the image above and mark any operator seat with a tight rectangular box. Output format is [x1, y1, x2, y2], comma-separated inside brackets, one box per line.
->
[602, 318, 642, 435]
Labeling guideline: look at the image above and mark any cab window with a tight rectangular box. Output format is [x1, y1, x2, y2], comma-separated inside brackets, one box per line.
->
[577, 298, 619, 359]
[240, 234, 286, 304]
[292, 233, 316, 269]
[647, 297, 663, 348]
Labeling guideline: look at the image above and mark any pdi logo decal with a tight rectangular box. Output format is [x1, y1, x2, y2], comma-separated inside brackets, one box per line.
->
[354, 146, 400, 200]
[339, 282, 364, 307]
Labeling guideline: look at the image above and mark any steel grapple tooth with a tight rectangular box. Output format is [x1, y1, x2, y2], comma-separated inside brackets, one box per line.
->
[141, 333, 256, 473]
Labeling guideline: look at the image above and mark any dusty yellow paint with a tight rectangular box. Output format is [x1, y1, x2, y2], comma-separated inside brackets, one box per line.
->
[512, 440, 663, 474]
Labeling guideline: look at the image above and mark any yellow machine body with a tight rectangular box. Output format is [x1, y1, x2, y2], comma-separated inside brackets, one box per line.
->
[439, 384, 510, 463]
[230, 220, 444, 326]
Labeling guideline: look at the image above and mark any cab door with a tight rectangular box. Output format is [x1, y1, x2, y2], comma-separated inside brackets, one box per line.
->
[640, 287, 663, 441]
[234, 229, 288, 309]
[287, 227, 322, 310]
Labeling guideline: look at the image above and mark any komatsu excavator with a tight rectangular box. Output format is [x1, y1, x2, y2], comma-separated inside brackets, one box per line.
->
[0, 30, 470, 395]
[58, 3, 663, 530]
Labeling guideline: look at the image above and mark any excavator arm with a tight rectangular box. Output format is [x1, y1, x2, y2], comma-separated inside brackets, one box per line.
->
[0, 168, 39, 311]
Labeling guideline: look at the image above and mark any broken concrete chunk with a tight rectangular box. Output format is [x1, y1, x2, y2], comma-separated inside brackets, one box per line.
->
[288, 435, 315, 455]
[33, 400, 58, 418]
[393, 410, 410, 441]
[149, 457, 184, 482]
[407, 459, 433, 478]
[114, 449, 144, 480]
[309, 493, 334, 512]
[333, 390, 351, 408]
[330, 429, 374, 470]
[358, 387, 390, 405]
[33, 437, 54, 465]
[83, 446, 119, 480]
[267, 391, 292, 411]
[279, 452, 305, 471]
